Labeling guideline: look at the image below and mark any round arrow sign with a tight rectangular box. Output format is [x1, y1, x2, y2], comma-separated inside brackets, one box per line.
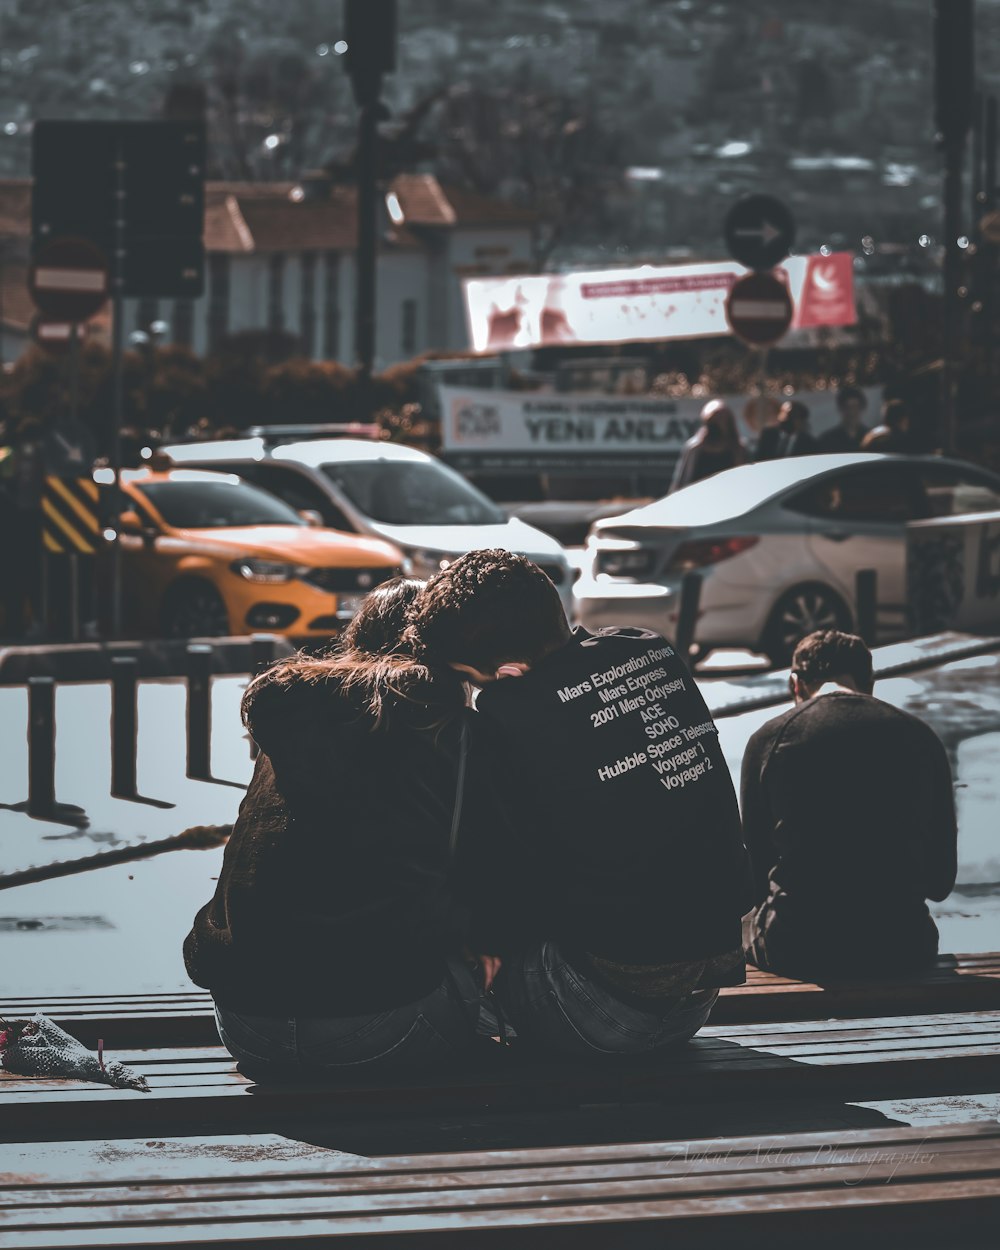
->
[29, 236, 109, 323]
[724, 194, 796, 270]
[725, 271, 794, 347]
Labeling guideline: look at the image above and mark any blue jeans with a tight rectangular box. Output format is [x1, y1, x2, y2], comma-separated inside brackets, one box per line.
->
[214, 958, 483, 1082]
[496, 940, 719, 1060]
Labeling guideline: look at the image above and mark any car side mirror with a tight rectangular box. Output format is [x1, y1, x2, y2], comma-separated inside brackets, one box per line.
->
[298, 508, 324, 528]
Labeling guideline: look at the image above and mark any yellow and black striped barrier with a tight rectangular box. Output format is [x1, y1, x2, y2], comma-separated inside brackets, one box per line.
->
[41, 474, 102, 555]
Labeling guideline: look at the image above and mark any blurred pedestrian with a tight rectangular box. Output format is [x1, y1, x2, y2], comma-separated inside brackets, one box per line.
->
[754, 400, 818, 461]
[860, 398, 914, 453]
[185, 578, 490, 1081]
[670, 399, 747, 492]
[741, 630, 956, 978]
[818, 385, 869, 453]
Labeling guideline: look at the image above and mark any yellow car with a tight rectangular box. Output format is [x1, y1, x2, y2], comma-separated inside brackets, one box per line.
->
[115, 468, 406, 638]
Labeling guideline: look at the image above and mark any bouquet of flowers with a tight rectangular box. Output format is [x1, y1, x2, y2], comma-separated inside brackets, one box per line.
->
[0, 1014, 149, 1092]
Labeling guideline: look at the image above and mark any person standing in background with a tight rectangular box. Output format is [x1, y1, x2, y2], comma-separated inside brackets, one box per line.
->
[818, 386, 870, 453]
[670, 400, 748, 492]
[861, 398, 914, 453]
[755, 400, 818, 461]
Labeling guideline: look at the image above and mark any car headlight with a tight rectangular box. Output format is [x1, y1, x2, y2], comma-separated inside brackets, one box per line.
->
[232, 558, 307, 584]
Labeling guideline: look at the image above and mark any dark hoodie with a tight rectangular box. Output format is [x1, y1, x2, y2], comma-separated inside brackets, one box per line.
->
[183, 665, 468, 1016]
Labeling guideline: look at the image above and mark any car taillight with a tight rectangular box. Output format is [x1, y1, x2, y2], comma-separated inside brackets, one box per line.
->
[668, 537, 759, 570]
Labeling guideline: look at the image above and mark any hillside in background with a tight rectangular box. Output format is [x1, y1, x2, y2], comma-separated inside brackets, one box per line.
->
[1, 0, 999, 262]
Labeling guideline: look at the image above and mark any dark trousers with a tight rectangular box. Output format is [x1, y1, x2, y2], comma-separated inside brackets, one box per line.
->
[495, 940, 718, 1060]
[213, 958, 486, 1083]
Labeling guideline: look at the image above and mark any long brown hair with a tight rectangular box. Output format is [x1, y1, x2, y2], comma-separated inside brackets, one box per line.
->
[241, 578, 463, 732]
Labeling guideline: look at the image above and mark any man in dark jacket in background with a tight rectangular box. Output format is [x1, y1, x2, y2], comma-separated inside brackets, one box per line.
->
[817, 385, 870, 454]
[407, 550, 753, 1059]
[741, 630, 957, 978]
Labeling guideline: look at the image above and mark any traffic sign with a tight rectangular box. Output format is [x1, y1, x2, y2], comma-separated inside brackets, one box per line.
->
[725, 271, 793, 346]
[724, 194, 796, 270]
[28, 237, 109, 323]
[31, 316, 77, 355]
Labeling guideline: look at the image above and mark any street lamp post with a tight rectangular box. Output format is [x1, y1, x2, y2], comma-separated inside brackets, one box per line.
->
[934, 0, 975, 454]
[344, 0, 396, 414]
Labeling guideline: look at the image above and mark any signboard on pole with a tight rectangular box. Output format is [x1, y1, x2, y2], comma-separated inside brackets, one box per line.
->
[725, 271, 794, 346]
[32, 120, 206, 298]
[463, 253, 856, 353]
[31, 316, 76, 355]
[438, 383, 880, 472]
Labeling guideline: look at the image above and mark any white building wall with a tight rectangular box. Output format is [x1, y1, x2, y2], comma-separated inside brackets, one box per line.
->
[146, 224, 531, 364]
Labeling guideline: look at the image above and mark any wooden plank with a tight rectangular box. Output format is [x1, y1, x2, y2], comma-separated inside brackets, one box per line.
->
[0, 1125, 999, 1247]
[5, 952, 999, 1047]
[5, 1133, 1000, 1212]
[4, 1120, 997, 1189]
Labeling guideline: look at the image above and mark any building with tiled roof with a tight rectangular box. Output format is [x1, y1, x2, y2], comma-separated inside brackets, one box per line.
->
[0, 173, 535, 365]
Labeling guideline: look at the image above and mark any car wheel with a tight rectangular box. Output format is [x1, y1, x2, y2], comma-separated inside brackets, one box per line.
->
[162, 581, 230, 639]
[762, 583, 850, 667]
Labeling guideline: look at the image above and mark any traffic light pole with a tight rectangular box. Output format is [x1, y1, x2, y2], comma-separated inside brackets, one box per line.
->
[110, 135, 125, 638]
[355, 99, 378, 404]
[943, 137, 964, 455]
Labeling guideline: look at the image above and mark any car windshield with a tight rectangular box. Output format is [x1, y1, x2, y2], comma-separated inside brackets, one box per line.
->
[321, 459, 504, 526]
[134, 480, 305, 529]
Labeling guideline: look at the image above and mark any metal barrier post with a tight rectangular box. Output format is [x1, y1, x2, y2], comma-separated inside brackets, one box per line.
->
[110, 655, 138, 798]
[27, 676, 56, 818]
[856, 568, 878, 647]
[186, 643, 213, 781]
[674, 571, 703, 663]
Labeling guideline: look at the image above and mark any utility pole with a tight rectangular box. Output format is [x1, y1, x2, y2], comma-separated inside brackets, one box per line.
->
[934, 0, 975, 454]
[344, 0, 396, 410]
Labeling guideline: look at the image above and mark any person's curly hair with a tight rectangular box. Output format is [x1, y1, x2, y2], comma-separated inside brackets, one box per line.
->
[791, 629, 873, 694]
[241, 577, 461, 733]
[404, 548, 570, 672]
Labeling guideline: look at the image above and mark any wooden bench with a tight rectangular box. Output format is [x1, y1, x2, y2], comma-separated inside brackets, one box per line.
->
[5, 954, 999, 1049]
[2, 1121, 999, 1246]
[2, 1010, 999, 1142]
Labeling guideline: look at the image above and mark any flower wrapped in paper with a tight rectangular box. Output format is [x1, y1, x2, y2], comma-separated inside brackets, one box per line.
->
[0, 1015, 149, 1092]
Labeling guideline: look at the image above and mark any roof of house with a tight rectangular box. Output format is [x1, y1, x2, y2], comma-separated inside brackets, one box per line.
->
[391, 174, 537, 228]
[0, 174, 534, 258]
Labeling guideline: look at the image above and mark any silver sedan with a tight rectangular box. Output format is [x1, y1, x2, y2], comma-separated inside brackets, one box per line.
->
[574, 453, 1000, 664]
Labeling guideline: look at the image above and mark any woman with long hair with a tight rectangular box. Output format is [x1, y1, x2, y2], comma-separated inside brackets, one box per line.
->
[183, 578, 482, 1081]
[669, 400, 747, 493]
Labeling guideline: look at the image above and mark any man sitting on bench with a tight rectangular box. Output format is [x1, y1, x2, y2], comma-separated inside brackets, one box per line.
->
[406, 549, 753, 1059]
[741, 629, 958, 978]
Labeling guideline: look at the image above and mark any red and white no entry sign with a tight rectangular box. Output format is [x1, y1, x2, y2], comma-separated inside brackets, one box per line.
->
[28, 236, 109, 323]
[725, 271, 794, 347]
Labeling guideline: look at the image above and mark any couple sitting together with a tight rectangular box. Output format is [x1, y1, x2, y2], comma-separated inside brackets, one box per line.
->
[185, 550, 957, 1081]
[184, 550, 751, 1079]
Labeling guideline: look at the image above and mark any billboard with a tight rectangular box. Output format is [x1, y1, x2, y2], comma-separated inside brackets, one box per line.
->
[439, 383, 879, 468]
[463, 252, 856, 353]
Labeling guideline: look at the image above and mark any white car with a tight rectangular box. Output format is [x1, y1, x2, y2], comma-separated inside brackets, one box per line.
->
[574, 453, 1000, 664]
[162, 437, 574, 612]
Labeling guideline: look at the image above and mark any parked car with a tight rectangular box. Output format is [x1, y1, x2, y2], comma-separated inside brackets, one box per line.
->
[112, 467, 404, 638]
[162, 437, 575, 613]
[574, 453, 1000, 664]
